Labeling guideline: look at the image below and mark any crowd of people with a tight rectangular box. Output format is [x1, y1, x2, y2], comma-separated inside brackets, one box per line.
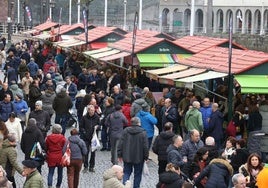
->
[0, 37, 267, 188]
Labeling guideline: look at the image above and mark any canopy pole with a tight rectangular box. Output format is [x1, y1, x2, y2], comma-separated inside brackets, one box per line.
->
[227, 13, 233, 121]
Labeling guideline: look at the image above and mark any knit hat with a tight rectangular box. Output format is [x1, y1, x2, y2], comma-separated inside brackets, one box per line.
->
[22, 160, 39, 168]
[35, 100, 42, 107]
[16, 93, 23, 99]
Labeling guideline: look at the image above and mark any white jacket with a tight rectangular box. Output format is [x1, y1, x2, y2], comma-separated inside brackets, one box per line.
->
[5, 117, 22, 143]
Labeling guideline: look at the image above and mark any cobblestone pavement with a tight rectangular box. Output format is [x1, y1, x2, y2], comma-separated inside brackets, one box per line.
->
[14, 126, 159, 188]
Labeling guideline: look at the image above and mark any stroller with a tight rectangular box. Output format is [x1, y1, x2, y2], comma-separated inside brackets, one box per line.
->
[67, 109, 78, 128]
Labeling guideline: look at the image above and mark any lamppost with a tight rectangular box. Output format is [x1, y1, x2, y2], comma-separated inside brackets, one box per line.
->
[138, 0, 142, 29]
[69, 0, 72, 25]
[104, 0, 107, 26]
[77, 0, 81, 23]
[123, 0, 127, 30]
[49, 0, 56, 21]
[7, 1, 15, 45]
[42, 0, 46, 22]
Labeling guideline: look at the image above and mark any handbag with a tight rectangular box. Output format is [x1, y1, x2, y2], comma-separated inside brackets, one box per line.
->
[30, 142, 46, 161]
[91, 128, 101, 152]
[61, 141, 71, 167]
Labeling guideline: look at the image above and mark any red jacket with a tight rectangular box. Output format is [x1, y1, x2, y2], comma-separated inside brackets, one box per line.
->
[46, 133, 66, 167]
[122, 103, 131, 127]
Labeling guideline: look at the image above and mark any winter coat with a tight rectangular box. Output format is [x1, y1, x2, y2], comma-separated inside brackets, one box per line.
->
[64, 82, 77, 101]
[23, 170, 44, 188]
[156, 171, 184, 188]
[230, 148, 249, 173]
[185, 108, 203, 132]
[106, 111, 128, 139]
[43, 60, 56, 75]
[118, 125, 149, 164]
[155, 104, 164, 131]
[79, 113, 100, 142]
[0, 89, 13, 101]
[194, 158, 233, 188]
[41, 91, 56, 116]
[101, 105, 115, 127]
[21, 125, 45, 160]
[136, 110, 157, 138]
[130, 98, 150, 117]
[200, 105, 212, 130]
[45, 133, 66, 167]
[0, 139, 23, 177]
[122, 103, 131, 127]
[111, 92, 125, 106]
[9, 84, 23, 100]
[103, 168, 131, 188]
[0, 101, 15, 122]
[248, 111, 262, 132]
[152, 131, 175, 161]
[29, 110, 51, 133]
[13, 99, 28, 121]
[239, 163, 262, 188]
[28, 85, 42, 110]
[207, 110, 224, 141]
[247, 130, 262, 156]
[63, 135, 87, 160]
[181, 139, 204, 162]
[161, 105, 179, 129]
[5, 117, 22, 142]
[27, 61, 39, 77]
[52, 91, 72, 115]
[167, 144, 185, 167]
[259, 104, 268, 152]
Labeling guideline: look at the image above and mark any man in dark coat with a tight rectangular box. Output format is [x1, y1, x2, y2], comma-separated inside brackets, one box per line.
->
[29, 101, 51, 138]
[161, 98, 179, 134]
[21, 118, 45, 173]
[0, 82, 13, 101]
[207, 103, 224, 149]
[28, 80, 42, 111]
[79, 104, 100, 172]
[0, 94, 15, 122]
[118, 117, 149, 188]
[152, 122, 175, 175]
[53, 88, 73, 135]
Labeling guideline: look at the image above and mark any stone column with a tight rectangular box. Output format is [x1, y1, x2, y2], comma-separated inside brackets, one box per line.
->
[169, 8, 173, 32]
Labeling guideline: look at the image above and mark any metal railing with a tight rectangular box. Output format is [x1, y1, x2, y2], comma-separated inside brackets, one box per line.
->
[0, 23, 32, 34]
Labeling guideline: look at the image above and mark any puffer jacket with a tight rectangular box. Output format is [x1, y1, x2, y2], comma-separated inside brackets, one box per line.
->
[63, 135, 87, 160]
[46, 133, 66, 167]
[79, 113, 100, 142]
[118, 125, 149, 164]
[103, 168, 131, 188]
[152, 131, 175, 161]
[130, 98, 150, 117]
[194, 158, 233, 188]
[23, 170, 44, 188]
[207, 109, 224, 141]
[41, 91, 56, 116]
[0, 139, 23, 176]
[0, 101, 15, 122]
[9, 84, 23, 100]
[185, 107, 203, 132]
[156, 171, 184, 188]
[136, 110, 157, 138]
[106, 110, 128, 139]
[166, 144, 185, 167]
[52, 91, 72, 115]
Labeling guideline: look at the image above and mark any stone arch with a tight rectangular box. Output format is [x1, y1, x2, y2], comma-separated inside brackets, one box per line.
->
[254, 9, 261, 34]
[216, 9, 224, 32]
[196, 9, 203, 32]
[162, 8, 170, 32]
[245, 9, 252, 34]
[264, 9, 268, 34]
[173, 8, 183, 32]
[184, 8, 191, 32]
[226, 9, 233, 31]
[235, 9, 243, 33]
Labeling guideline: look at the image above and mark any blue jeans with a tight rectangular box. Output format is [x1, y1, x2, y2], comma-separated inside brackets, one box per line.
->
[148, 137, 153, 150]
[123, 162, 144, 188]
[55, 114, 69, 135]
[47, 166, 63, 187]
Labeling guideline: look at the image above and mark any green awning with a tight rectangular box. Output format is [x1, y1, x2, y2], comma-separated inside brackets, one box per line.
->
[235, 75, 268, 94]
[137, 54, 175, 67]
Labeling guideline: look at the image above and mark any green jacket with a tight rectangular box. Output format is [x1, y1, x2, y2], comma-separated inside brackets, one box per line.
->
[185, 107, 203, 132]
[23, 170, 44, 188]
[0, 139, 23, 176]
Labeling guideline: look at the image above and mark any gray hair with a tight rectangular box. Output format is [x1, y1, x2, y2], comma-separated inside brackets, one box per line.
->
[131, 117, 141, 126]
[192, 101, 200, 108]
[52, 124, 62, 134]
[232, 173, 245, 185]
[205, 136, 215, 146]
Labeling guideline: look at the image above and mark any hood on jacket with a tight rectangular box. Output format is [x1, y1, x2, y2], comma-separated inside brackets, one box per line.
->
[126, 126, 144, 135]
[10, 84, 19, 90]
[47, 134, 64, 145]
[188, 108, 200, 115]
[24, 125, 38, 134]
[137, 110, 150, 117]
[159, 171, 181, 185]
[210, 158, 234, 175]
[68, 135, 81, 145]
[2, 139, 16, 149]
[159, 131, 175, 140]
[103, 168, 117, 181]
